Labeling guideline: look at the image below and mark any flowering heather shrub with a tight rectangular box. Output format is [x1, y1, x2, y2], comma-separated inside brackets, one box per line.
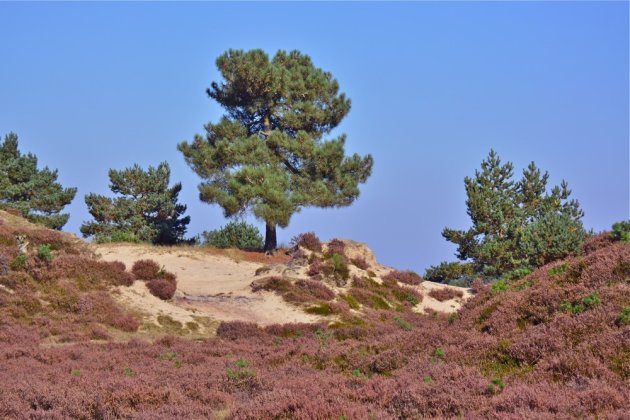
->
[326, 239, 346, 257]
[0, 253, 7, 276]
[307, 258, 322, 277]
[48, 255, 134, 287]
[216, 321, 261, 340]
[470, 278, 488, 294]
[250, 276, 291, 293]
[264, 322, 320, 338]
[131, 259, 161, 280]
[290, 232, 323, 253]
[428, 287, 464, 302]
[146, 278, 177, 300]
[294, 279, 335, 301]
[350, 256, 370, 270]
[383, 269, 423, 285]
[582, 232, 614, 255]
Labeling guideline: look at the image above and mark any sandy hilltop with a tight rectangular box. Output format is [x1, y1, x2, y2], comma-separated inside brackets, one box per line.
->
[95, 240, 470, 335]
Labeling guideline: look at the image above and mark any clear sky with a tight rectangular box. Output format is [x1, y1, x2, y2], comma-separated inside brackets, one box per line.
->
[0, 1, 628, 273]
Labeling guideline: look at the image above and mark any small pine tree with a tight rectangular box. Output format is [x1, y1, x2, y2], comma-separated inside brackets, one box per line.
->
[178, 49, 373, 252]
[0, 132, 77, 229]
[442, 150, 585, 277]
[81, 162, 190, 244]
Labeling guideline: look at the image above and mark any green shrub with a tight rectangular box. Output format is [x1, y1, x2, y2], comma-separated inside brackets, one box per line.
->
[393, 316, 413, 331]
[305, 303, 334, 316]
[94, 230, 141, 244]
[617, 306, 630, 325]
[10, 254, 27, 271]
[37, 244, 53, 262]
[331, 253, 349, 280]
[611, 220, 630, 243]
[491, 279, 509, 295]
[202, 221, 263, 250]
[433, 347, 445, 360]
[339, 293, 360, 310]
[560, 302, 585, 315]
[561, 292, 601, 315]
[582, 292, 601, 307]
[424, 261, 475, 283]
[487, 377, 505, 394]
[548, 263, 569, 277]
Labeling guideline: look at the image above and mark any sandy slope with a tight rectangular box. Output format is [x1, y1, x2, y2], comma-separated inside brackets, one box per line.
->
[96, 243, 320, 327]
[95, 242, 470, 331]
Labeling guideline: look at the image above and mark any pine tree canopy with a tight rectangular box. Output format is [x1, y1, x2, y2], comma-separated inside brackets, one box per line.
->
[178, 49, 373, 251]
[442, 150, 585, 277]
[0, 132, 77, 229]
[81, 162, 190, 245]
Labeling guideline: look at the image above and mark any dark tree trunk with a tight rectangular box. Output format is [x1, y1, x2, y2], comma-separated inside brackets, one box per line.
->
[264, 222, 277, 253]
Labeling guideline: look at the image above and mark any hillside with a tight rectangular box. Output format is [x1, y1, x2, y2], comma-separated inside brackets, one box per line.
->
[0, 210, 629, 418]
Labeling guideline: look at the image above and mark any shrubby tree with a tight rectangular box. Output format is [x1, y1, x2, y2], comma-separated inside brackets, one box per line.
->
[441, 150, 585, 278]
[201, 221, 264, 250]
[0, 132, 76, 229]
[178, 49, 373, 252]
[611, 220, 630, 243]
[81, 162, 190, 244]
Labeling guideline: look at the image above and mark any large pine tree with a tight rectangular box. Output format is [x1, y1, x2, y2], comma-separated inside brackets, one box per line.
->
[0, 132, 77, 229]
[81, 162, 190, 244]
[178, 49, 373, 251]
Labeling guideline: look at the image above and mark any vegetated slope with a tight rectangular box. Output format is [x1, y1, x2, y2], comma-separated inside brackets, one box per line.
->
[0, 211, 628, 418]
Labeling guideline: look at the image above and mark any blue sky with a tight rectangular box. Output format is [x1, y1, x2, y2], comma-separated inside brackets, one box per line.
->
[0, 2, 628, 273]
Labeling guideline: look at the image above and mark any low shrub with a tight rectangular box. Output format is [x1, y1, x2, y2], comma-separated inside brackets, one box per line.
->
[560, 292, 601, 315]
[290, 232, 323, 253]
[617, 306, 630, 326]
[217, 321, 261, 340]
[94, 230, 140, 244]
[0, 254, 8, 276]
[350, 257, 369, 270]
[382, 270, 423, 285]
[37, 244, 53, 262]
[51, 256, 134, 287]
[428, 287, 464, 302]
[305, 302, 334, 316]
[339, 293, 360, 310]
[307, 258, 322, 277]
[202, 221, 263, 250]
[393, 316, 413, 331]
[131, 259, 161, 280]
[294, 280, 335, 301]
[10, 254, 27, 271]
[146, 278, 177, 300]
[326, 239, 346, 257]
[250, 276, 292, 293]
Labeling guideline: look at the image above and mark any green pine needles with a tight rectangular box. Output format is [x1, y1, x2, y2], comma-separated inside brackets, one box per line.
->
[441, 150, 585, 279]
[178, 49, 373, 252]
[80, 162, 190, 245]
[0, 132, 77, 229]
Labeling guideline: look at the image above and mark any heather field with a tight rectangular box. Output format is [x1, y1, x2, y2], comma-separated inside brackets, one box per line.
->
[0, 210, 629, 418]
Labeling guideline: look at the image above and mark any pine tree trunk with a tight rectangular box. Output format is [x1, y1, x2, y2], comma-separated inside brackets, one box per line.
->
[264, 222, 277, 253]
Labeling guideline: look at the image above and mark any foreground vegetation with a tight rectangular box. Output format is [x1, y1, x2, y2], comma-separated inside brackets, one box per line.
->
[0, 209, 628, 417]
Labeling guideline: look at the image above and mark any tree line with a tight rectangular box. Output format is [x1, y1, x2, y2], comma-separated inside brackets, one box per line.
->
[0, 48, 595, 280]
